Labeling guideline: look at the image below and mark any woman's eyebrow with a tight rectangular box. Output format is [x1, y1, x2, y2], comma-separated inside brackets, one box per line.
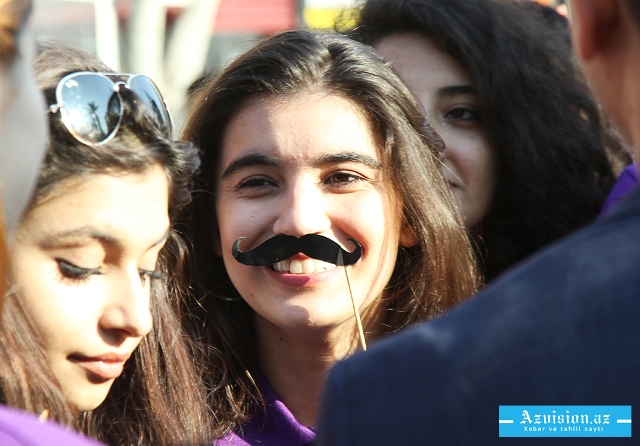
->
[221, 151, 382, 178]
[221, 153, 280, 179]
[315, 152, 382, 169]
[39, 227, 123, 250]
[39, 227, 170, 251]
[437, 84, 477, 98]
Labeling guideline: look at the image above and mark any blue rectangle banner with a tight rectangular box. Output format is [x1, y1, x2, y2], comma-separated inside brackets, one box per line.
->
[499, 405, 631, 437]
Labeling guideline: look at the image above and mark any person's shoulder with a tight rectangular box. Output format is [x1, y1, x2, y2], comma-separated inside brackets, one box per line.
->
[0, 405, 103, 446]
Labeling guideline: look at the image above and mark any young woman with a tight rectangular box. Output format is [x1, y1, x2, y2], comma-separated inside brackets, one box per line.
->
[182, 30, 479, 444]
[348, 0, 629, 282]
[1, 41, 212, 445]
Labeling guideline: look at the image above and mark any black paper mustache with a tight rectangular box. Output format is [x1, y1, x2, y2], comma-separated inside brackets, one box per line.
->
[232, 234, 362, 267]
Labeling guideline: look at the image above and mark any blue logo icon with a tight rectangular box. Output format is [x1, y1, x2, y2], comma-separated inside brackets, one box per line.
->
[499, 405, 631, 437]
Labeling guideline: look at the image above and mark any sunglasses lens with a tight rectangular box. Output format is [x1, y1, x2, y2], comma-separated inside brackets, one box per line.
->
[128, 76, 173, 138]
[59, 75, 122, 145]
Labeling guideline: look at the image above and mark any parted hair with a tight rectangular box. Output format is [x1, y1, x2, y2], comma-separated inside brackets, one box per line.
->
[0, 40, 213, 445]
[348, 0, 626, 282]
[182, 29, 479, 435]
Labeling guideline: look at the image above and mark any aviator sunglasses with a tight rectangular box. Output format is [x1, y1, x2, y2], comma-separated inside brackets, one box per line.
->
[48, 71, 174, 146]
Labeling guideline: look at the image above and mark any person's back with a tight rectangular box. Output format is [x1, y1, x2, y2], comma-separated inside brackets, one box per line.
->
[315, 0, 640, 444]
[316, 198, 640, 443]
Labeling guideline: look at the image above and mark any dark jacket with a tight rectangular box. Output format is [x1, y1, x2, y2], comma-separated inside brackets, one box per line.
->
[316, 187, 640, 445]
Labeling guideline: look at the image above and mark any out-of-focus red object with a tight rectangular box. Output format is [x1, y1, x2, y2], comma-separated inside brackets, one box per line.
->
[213, 0, 296, 33]
[119, 0, 297, 34]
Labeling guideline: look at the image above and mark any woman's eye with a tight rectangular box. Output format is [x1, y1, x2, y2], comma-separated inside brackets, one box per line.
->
[235, 176, 277, 191]
[139, 269, 166, 285]
[325, 171, 365, 187]
[56, 259, 102, 281]
[444, 106, 479, 122]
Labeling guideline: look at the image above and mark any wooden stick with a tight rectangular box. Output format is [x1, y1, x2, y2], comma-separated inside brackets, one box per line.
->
[344, 266, 367, 351]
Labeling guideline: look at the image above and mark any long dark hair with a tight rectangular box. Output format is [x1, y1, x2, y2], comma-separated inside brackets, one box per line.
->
[182, 29, 478, 435]
[0, 40, 212, 445]
[348, 0, 627, 281]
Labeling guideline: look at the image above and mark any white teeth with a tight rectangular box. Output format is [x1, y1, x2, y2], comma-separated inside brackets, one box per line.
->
[302, 259, 316, 274]
[290, 259, 303, 274]
[272, 258, 337, 274]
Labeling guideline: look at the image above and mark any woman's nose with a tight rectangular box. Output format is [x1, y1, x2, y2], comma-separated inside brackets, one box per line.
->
[271, 179, 332, 237]
[99, 269, 153, 339]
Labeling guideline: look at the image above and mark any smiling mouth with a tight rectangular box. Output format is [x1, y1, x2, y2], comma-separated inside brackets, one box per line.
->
[272, 258, 338, 274]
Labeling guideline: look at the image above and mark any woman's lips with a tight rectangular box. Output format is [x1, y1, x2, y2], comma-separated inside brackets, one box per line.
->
[264, 262, 342, 287]
[69, 354, 129, 381]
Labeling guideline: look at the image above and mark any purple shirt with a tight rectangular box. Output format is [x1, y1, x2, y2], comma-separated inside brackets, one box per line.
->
[600, 163, 638, 218]
[214, 372, 316, 446]
[0, 405, 103, 446]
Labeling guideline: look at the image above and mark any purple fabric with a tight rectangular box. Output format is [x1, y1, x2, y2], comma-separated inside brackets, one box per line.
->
[214, 371, 316, 446]
[599, 163, 638, 218]
[0, 405, 103, 446]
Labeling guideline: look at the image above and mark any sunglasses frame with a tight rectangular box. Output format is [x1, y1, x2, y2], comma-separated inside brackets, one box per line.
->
[48, 71, 174, 146]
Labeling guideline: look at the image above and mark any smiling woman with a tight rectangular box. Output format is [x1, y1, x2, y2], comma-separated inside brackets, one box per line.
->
[0, 40, 213, 445]
[182, 29, 479, 444]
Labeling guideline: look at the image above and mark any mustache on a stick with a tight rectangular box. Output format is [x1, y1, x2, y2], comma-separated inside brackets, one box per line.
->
[232, 234, 362, 266]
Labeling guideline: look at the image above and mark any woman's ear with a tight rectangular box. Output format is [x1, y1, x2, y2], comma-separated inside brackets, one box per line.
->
[399, 222, 418, 248]
[570, 0, 619, 62]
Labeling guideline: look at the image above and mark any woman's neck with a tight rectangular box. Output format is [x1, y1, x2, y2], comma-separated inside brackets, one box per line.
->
[255, 316, 367, 428]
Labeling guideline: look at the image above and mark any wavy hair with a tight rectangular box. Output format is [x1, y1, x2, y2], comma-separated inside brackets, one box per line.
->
[182, 29, 479, 434]
[348, 0, 627, 281]
[0, 40, 212, 445]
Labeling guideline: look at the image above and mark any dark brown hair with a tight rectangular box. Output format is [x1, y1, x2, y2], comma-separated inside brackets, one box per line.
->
[182, 29, 479, 435]
[0, 40, 213, 445]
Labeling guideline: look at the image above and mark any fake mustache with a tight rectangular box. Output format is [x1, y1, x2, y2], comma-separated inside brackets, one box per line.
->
[232, 234, 362, 266]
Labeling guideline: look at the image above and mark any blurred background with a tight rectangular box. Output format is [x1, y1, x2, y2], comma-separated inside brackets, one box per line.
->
[31, 0, 363, 128]
[31, 0, 564, 129]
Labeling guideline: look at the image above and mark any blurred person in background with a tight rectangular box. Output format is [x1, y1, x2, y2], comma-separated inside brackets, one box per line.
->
[0, 1, 103, 444]
[346, 0, 630, 282]
[0, 0, 45, 236]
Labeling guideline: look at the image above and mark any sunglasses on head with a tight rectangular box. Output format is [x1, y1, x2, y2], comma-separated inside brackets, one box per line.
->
[48, 71, 174, 146]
